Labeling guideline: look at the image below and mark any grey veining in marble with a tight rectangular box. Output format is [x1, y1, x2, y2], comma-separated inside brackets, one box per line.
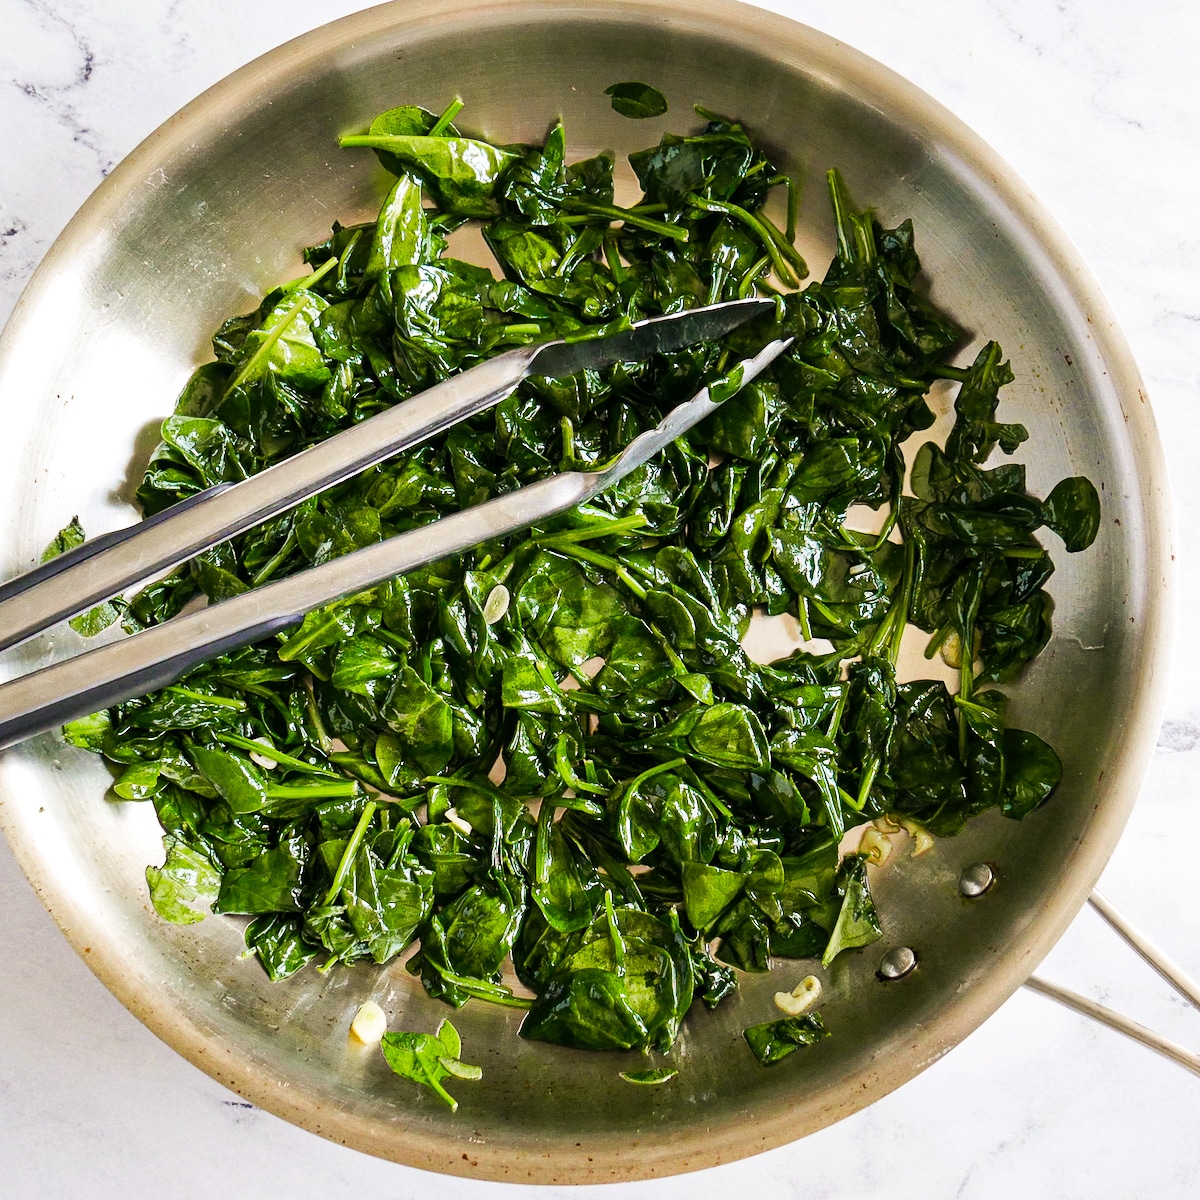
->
[2, 1, 1198, 1197]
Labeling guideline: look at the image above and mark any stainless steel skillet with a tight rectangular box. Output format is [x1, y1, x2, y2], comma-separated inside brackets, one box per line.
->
[0, 0, 1172, 1182]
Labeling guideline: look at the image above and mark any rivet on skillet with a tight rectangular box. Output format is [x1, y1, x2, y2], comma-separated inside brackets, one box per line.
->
[878, 946, 917, 980]
[958, 862, 996, 898]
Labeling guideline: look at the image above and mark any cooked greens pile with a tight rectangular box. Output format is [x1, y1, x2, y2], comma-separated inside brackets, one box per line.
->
[62, 96, 1099, 1062]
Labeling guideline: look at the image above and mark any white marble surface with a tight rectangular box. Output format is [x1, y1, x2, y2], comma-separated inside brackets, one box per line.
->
[1, 1, 1198, 1196]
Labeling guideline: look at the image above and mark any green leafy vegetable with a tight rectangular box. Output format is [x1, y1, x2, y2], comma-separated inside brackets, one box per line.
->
[619, 1067, 678, 1084]
[42, 518, 125, 636]
[743, 1012, 829, 1065]
[1043, 476, 1101, 553]
[605, 82, 669, 119]
[146, 835, 221, 925]
[380, 1018, 481, 1110]
[64, 92, 1097, 1072]
[820, 855, 882, 967]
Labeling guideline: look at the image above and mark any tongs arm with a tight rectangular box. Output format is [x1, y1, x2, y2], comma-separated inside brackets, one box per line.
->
[0, 471, 588, 749]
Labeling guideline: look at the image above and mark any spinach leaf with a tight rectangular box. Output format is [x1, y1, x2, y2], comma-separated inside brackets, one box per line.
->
[605, 82, 669, 120]
[146, 836, 221, 925]
[620, 1067, 678, 1084]
[682, 862, 744, 931]
[41, 518, 124, 636]
[743, 1012, 828, 1065]
[1043, 476, 1101, 552]
[520, 902, 694, 1052]
[214, 835, 307, 914]
[244, 915, 319, 980]
[381, 666, 455, 774]
[820, 855, 882, 967]
[1001, 728, 1062, 818]
[187, 743, 270, 814]
[339, 133, 518, 218]
[381, 1018, 482, 1111]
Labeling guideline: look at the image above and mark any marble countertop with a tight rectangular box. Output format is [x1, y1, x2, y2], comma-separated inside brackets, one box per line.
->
[1, 1, 1198, 1196]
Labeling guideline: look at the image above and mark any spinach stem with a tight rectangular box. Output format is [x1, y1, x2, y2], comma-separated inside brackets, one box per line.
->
[796, 595, 814, 643]
[282, 254, 338, 295]
[545, 543, 648, 600]
[166, 685, 244, 710]
[889, 533, 920, 664]
[826, 168, 876, 266]
[214, 731, 338, 777]
[686, 193, 805, 286]
[335, 228, 362, 284]
[924, 625, 951, 660]
[561, 199, 688, 241]
[559, 415, 575, 466]
[757, 208, 808, 278]
[826, 684, 849, 741]
[866, 530, 917, 666]
[929, 365, 971, 383]
[604, 890, 627, 976]
[602, 232, 626, 281]
[956, 570, 985, 760]
[302, 676, 333, 753]
[498, 322, 542, 339]
[737, 255, 771, 298]
[534, 513, 647, 547]
[624, 757, 687, 796]
[850, 758, 879, 812]
[321, 800, 377, 906]
[428, 970, 533, 1009]
[681, 765, 735, 821]
[268, 780, 361, 801]
[535, 801, 554, 884]
[782, 174, 800, 244]
[250, 528, 298, 586]
[429, 96, 464, 136]
[415, 1051, 460, 1110]
[225, 295, 308, 393]
[554, 733, 607, 795]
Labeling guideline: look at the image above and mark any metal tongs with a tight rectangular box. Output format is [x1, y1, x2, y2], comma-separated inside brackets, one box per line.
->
[0, 297, 788, 749]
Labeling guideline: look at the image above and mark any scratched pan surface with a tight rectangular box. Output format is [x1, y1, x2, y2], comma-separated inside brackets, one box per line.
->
[0, 0, 1171, 1183]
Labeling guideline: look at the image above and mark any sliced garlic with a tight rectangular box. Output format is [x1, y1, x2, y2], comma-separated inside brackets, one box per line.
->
[349, 999, 388, 1045]
[774, 974, 821, 1016]
[445, 807, 473, 837]
[858, 826, 893, 866]
[939, 627, 981, 670]
[911, 827, 935, 856]
[898, 817, 935, 857]
[249, 737, 279, 770]
[939, 628, 963, 669]
[483, 583, 510, 625]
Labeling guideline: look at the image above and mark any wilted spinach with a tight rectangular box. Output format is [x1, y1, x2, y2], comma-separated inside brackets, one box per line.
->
[61, 93, 1098, 1073]
[380, 1017, 481, 1111]
[605, 82, 669, 120]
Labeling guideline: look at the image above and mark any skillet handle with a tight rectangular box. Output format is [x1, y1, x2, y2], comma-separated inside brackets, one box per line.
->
[1024, 889, 1200, 1077]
